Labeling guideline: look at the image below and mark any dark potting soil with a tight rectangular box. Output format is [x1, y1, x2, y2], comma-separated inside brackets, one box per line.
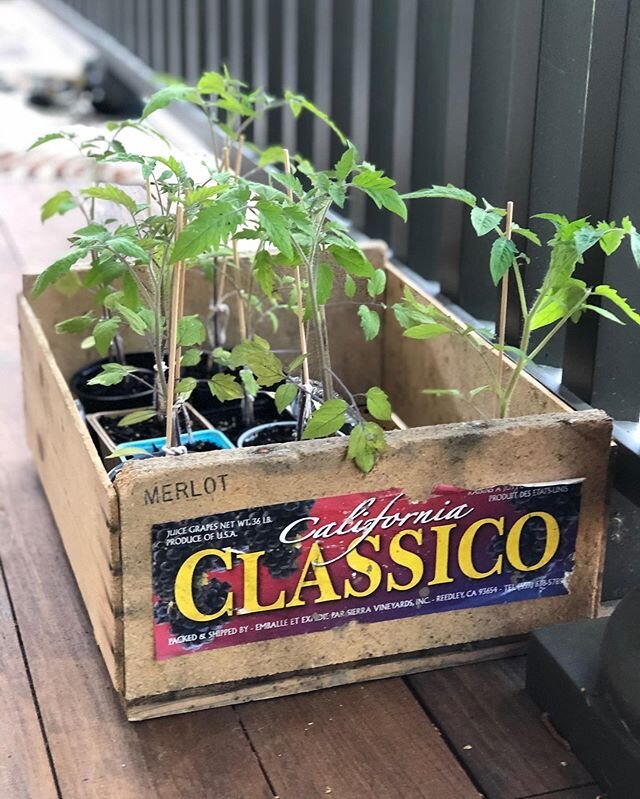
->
[147, 439, 223, 454]
[99, 413, 206, 446]
[245, 425, 298, 446]
[71, 353, 155, 413]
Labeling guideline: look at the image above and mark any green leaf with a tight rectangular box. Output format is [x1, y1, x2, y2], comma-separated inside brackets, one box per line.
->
[366, 387, 392, 421]
[574, 226, 603, 256]
[28, 132, 67, 150]
[32, 249, 85, 298]
[117, 409, 156, 427]
[489, 237, 517, 285]
[258, 145, 286, 168]
[184, 185, 226, 206]
[55, 314, 95, 334]
[593, 285, 640, 325]
[421, 388, 463, 397]
[367, 268, 386, 298]
[196, 71, 226, 94]
[54, 270, 83, 297]
[240, 368, 259, 397]
[254, 250, 274, 298]
[599, 227, 625, 256]
[41, 190, 76, 222]
[302, 399, 348, 440]
[626, 220, 640, 268]
[176, 376, 197, 400]
[335, 145, 357, 181]
[401, 184, 476, 207]
[171, 202, 243, 262]
[547, 241, 581, 290]
[81, 335, 95, 350]
[229, 340, 285, 386]
[93, 317, 120, 356]
[287, 353, 307, 373]
[532, 212, 569, 231]
[347, 421, 387, 473]
[358, 305, 380, 341]
[316, 262, 334, 304]
[177, 315, 206, 346]
[330, 245, 374, 278]
[181, 348, 202, 367]
[530, 298, 564, 331]
[470, 206, 502, 236]
[469, 385, 491, 399]
[81, 184, 137, 215]
[284, 91, 346, 143]
[511, 224, 541, 246]
[583, 304, 624, 324]
[108, 237, 149, 262]
[257, 201, 293, 259]
[208, 373, 245, 401]
[403, 322, 451, 339]
[87, 363, 137, 386]
[106, 446, 150, 459]
[275, 382, 298, 414]
[344, 274, 356, 298]
[114, 303, 146, 336]
[141, 83, 200, 119]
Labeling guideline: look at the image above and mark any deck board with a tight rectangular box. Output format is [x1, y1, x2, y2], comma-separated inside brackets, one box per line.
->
[408, 659, 595, 799]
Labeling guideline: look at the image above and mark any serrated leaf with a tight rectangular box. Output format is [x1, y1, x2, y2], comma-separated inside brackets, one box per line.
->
[181, 348, 202, 367]
[367, 268, 386, 298]
[257, 200, 293, 259]
[258, 145, 286, 168]
[240, 368, 259, 397]
[287, 353, 307, 373]
[301, 399, 348, 440]
[335, 145, 357, 181]
[41, 190, 76, 222]
[208, 373, 245, 401]
[599, 227, 625, 256]
[32, 248, 85, 298]
[108, 237, 149, 262]
[177, 315, 206, 346]
[275, 382, 298, 413]
[93, 317, 121, 356]
[114, 303, 146, 335]
[574, 226, 603, 256]
[344, 274, 356, 298]
[87, 362, 137, 386]
[358, 305, 380, 341]
[627, 222, 640, 268]
[366, 387, 392, 421]
[583, 304, 624, 324]
[489, 237, 517, 285]
[330, 245, 374, 278]
[141, 83, 200, 119]
[254, 249, 274, 298]
[316, 262, 334, 304]
[511, 224, 541, 246]
[229, 340, 285, 386]
[196, 70, 226, 94]
[470, 206, 502, 236]
[401, 184, 476, 207]
[284, 90, 346, 143]
[184, 185, 226, 206]
[81, 184, 137, 215]
[107, 446, 150, 459]
[594, 285, 640, 325]
[28, 131, 67, 150]
[117, 409, 157, 427]
[171, 202, 242, 262]
[55, 314, 95, 334]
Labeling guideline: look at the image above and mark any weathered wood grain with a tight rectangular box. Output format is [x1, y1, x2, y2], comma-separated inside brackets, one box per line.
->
[237, 679, 482, 799]
[409, 658, 595, 799]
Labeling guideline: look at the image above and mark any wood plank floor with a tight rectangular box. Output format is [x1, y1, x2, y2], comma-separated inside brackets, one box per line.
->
[0, 181, 605, 799]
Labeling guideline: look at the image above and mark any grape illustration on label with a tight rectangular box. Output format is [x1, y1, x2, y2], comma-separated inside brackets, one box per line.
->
[151, 481, 582, 659]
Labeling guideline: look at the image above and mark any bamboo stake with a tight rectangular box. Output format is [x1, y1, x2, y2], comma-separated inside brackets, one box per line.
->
[222, 143, 248, 340]
[165, 206, 186, 447]
[283, 148, 311, 387]
[496, 200, 514, 418]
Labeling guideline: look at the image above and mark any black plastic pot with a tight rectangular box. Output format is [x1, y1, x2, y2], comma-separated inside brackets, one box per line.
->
[70, 352, 155, 413]
[237, 421, 298, 447]
[201, 392, 293, 444]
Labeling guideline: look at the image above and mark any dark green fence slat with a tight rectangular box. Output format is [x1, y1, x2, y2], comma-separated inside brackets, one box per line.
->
[348, 0, 372, 231]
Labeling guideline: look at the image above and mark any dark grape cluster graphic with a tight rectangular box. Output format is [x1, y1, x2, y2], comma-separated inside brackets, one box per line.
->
[489, 484, 581, 584]
[152, 499, 315, 644]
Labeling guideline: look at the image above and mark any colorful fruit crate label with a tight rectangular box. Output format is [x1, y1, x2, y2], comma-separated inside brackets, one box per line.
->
[152, 480, 582, 659]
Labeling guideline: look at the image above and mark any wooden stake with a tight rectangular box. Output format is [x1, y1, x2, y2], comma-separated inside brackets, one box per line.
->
[496, 201, 514, 417]
[165, 206, 186, 447]
[283, 149, 310, 387]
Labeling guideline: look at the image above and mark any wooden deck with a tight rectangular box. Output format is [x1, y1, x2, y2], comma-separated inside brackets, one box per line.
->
[0, 184, 606, 799]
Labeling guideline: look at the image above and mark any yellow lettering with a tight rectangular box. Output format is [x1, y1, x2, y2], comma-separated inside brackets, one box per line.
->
[428, 524, 456, 586]
[387, 529, 424, 591]
[238, 551, 286, 613]
[507, 512, 560, 571]
[287, 542, 341, 607]
[174, 548, 233, 622]
[459, 517, 504, 580]
[344, 535, 382, 598]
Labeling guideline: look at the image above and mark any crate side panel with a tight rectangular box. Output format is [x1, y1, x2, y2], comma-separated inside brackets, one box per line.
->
[382, 263, 568, 426]
[117, 409, 610, 703]
[18, 296, 122, 690]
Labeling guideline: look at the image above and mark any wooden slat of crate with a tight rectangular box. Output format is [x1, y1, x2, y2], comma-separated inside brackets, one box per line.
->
[408, 658, 594, 799]
[383, 262, 569, 426]
[117, 407, 610, 716]
[17, 295, 122, 689]
[236, 679, 481, 799]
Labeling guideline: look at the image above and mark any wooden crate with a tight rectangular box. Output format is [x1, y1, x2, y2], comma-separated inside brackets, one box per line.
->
[18, 242, 612, 720]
